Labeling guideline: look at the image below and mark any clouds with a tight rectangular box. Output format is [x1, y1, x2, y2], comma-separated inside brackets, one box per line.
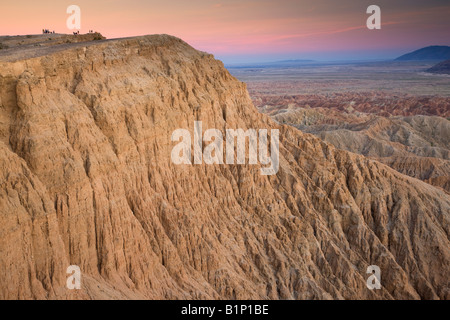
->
[1, 0, 449, 62]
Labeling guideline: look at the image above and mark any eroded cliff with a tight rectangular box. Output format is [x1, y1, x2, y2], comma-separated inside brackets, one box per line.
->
[0, 35, 449, 299]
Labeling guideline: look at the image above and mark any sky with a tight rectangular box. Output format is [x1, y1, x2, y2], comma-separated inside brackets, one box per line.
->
[1, 0, 449, 63]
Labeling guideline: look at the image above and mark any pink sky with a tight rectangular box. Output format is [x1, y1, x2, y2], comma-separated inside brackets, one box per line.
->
[1, 0, 449, 62]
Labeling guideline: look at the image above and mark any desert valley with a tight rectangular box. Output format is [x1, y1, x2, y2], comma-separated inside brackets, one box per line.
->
[229, 58, 450, 193]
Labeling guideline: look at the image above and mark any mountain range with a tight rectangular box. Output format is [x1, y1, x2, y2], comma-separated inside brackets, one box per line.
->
[395, 46, 450, 61]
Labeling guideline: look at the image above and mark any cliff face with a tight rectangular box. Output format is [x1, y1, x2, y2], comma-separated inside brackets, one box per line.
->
[0, 35, 449, 300]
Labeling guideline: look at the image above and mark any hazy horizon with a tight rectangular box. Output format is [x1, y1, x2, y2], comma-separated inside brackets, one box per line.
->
[1, 0, 450, 64]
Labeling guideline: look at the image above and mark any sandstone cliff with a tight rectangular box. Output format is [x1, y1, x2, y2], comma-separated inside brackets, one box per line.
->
[0, 35, 449, 299]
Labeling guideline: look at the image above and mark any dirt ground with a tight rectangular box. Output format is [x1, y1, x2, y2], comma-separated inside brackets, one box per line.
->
[0, 33, 106, 62]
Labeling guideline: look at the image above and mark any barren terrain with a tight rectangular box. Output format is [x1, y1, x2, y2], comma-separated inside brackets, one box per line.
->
[229, 62, 450, 192]
[0, 35, 449, 300]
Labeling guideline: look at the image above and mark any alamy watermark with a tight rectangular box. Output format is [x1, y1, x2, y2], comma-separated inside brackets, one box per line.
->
[366, 265, 381, 290]
[366, 5, 381, 30]
[171, 121, 279, 175]
[66, 265, 81, 289]
[66, 5, 81, 30]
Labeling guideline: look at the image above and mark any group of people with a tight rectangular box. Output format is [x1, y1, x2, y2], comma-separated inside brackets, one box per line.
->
[73, 30, 96, 35]
[41, 29, 96, 36]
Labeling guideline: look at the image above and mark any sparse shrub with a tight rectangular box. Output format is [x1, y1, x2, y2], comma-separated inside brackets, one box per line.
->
[26, 35, 32, 38]
[0, 43, 9, 50]
[91, 33, 105, 41]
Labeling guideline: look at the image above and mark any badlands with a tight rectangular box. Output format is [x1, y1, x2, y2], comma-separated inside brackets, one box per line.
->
[0, 34, 449, 299]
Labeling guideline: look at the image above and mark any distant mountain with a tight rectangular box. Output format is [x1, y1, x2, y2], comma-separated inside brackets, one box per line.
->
[427, 59, 450, 74]
[395, 45, 450, 61]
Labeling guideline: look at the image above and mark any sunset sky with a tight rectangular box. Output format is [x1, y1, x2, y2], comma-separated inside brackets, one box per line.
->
[1, 0, 449, 63]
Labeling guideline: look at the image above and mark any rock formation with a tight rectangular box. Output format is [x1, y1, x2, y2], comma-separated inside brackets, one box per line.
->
[0, 35, 449, 300]
[253, 93, 450, 118]
[272, 108, 450, 192]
